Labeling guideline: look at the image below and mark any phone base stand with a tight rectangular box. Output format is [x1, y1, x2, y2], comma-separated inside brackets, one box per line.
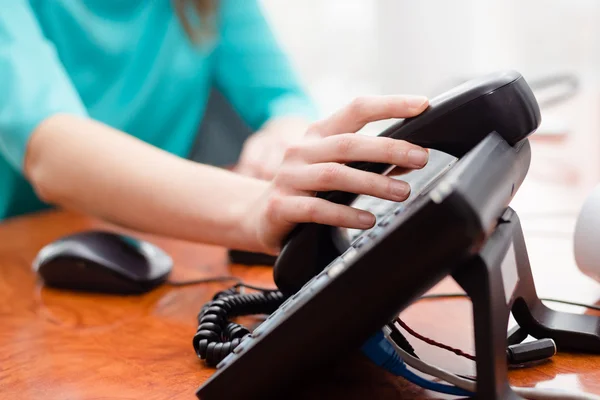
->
[452, 207, 600, 399]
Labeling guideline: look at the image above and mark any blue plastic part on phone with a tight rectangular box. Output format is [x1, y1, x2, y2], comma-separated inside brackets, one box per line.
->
[361, 330, 475, 397]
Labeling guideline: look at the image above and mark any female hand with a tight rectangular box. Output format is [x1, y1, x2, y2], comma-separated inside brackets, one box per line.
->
[245, 95, 431, 254]
[235, 117, 311, 181]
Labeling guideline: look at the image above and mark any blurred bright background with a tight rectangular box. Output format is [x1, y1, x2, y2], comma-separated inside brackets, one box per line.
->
[262, 0, 600, 115]
[258, 2, 600, 371]
[200, 0, 600, 188]
[258, 0, 600, 203]
[258, 0, 600, 300]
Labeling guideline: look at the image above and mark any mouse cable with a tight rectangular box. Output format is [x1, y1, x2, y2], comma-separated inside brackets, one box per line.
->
[167, 275, 277, 293]
[192, 282, 417, 367]
[385, 326, 600, 400]
[167, 276, 241, 286]
[394, 293, 600, 363]
[417, 293, 600, 312]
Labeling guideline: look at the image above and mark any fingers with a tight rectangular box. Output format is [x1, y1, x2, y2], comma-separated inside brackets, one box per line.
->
[275, 163, 411, 202]
[284, 134, 429, 169]
[236, 140, 276, 181]
[387, 166, 413, 177]
[309, 95, 429, 137]
[266, 194, 376, 230]
[388, 150, 430, 176]
[235, 145, 262, 178]
[261, 148, 284, 181]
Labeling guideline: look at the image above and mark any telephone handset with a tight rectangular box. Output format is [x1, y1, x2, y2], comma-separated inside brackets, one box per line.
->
[274, 70, 541, 295]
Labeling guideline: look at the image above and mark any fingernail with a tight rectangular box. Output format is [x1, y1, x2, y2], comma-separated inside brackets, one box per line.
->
[406, 96, 428, 109]
[391, 180, 410, 199]
[408, 149, 429, 167]
[358, 212, 375, 227]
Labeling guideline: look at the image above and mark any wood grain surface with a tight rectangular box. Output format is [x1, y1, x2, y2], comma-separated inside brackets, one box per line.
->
[2, 92, 600, 399]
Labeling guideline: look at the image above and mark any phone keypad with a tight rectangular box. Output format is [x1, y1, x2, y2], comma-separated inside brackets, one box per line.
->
[353, 235, 368, 248]
[211, 154, 460, 378]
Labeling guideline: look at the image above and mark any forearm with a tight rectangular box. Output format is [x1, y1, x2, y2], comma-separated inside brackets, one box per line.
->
[24, 114, 269, 250]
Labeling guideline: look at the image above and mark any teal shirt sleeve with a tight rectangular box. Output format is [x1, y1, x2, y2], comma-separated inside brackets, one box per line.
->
[213, 0, 318, 131]
[0, 1, 88, 171]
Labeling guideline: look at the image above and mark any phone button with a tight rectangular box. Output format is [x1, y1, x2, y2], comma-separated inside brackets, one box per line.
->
[327, 260, 346, 278]
[216, 353, 236, 369]
[352, 236, 367, 249]
[378, 217, 391, 228]
[342, 248, 358, 262]
[308, 274, 329, 293]
[368, 228, 382, 240]
[233, 341, 249, 354]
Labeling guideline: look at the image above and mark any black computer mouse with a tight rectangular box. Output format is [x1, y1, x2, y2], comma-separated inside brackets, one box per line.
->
[32, 230, 173, 295]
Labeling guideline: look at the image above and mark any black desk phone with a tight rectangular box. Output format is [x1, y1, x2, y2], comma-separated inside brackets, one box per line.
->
[273, 70, 539, 295]
[226, 70, 537, 270]
[196, 71, 600, 399]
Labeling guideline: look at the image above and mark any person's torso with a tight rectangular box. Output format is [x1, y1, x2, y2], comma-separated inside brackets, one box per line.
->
[31, 0, 216, 152]
[1, 0, 217, 220]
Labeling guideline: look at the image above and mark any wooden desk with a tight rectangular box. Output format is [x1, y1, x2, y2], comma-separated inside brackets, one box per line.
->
[1, 204, 600, 399]
[3, 94, 600, 399]
[0, 209, 425, 400]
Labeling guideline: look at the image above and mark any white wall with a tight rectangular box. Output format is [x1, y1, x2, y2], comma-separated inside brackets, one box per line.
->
[261, 0, 600, 117]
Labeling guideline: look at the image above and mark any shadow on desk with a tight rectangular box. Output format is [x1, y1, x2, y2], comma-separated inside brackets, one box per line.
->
[283, 352, 434, 400]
